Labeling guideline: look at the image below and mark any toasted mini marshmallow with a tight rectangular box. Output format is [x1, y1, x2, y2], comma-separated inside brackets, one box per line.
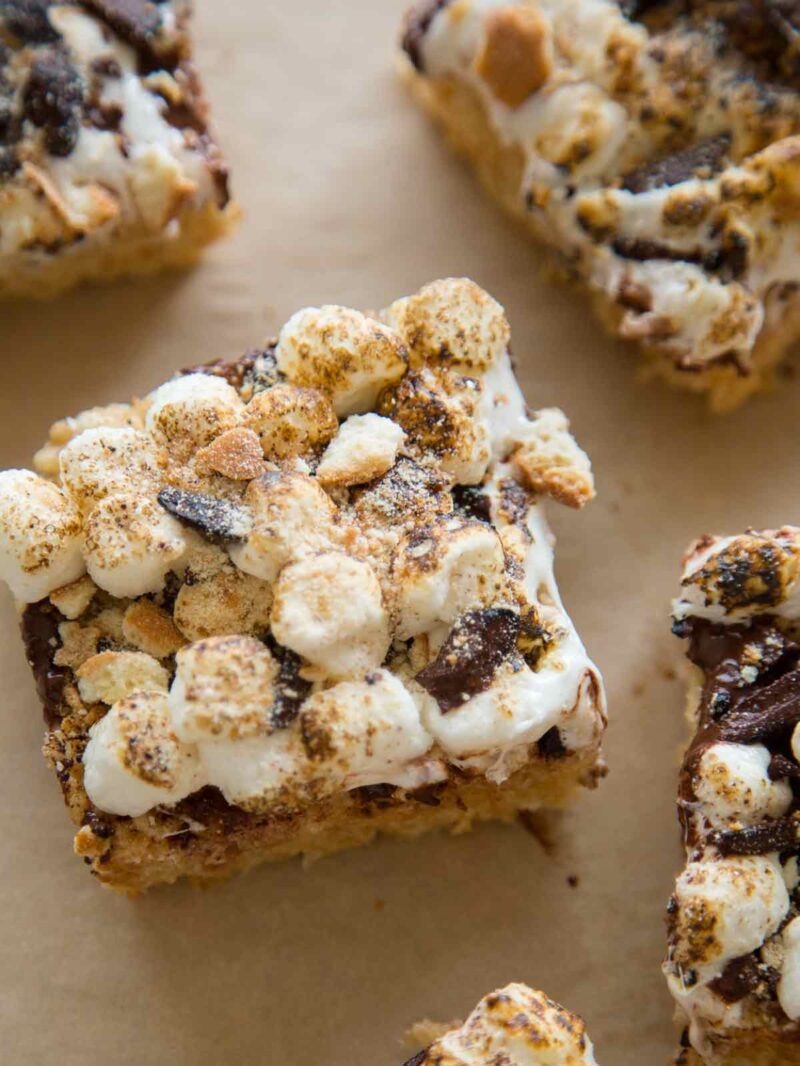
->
[170, 635, 278, 742]
[301, 670, 434, 791]
[316, 414, 405, 488]
[145, 374, 244, 461]
[83, 493, 187, 598]
[694, 743, 793, 829]
[275, 306, 407, 416]
[33, 402, 143, 478]
[271, 551, 390, 677]
[229, 471, 338, 583]
[76, 651, 169, 706]
[82, 691, 205, 818]
[669, 857, 789, 982]
[0, 470, 85, 602]
[384, 278, 510, 373]
[58, 427, 166, 515]
[512, 408, 595, 509]
[378, 366, 491, 484]
[195, 727, 310, 811]
[244, 384, 338, 461]
[779, 917, 800, 1021]
[172, 567, 273, 642]
[392, 517, 507, 639]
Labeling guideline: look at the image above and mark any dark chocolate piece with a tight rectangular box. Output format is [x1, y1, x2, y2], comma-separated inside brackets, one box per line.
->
[708, 955, 762, 1004]
[20, 601, 68, 727]
[711, 814, 800, 856]
[22, 48, 83, 157]
[401, 0, 452, 71]
[622, 136, 731, 194]
[769, 753, 800, 780]
[538, 726, 567, 759]
[80, 0, 172, 68]
[451, 484, 492, 524]
[0, 0, 59, 43]
[416, 607, 520, 712]
[264, 636, 313, 730]
[157, 487, 250, 542]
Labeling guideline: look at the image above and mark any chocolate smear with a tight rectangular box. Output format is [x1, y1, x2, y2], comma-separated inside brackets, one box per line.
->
[20, 601, 68, 727]
[622, 136, 730, 194]
[157, 487, 250, 542]
[451, 484, 492, 524]
[717, 669, 800, 744]
[416, 607, 520, 712]
[709, 955, 762, 1003]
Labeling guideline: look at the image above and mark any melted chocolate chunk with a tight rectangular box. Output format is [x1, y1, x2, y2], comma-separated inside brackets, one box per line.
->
[80, 0, 172, 69]
[537, 725, 568, 759]
[622, 136, 731, 194]
[403, 1051, 429, 1066]
[352, 783, 398, 808]
[172, 785, 250, 832]
[22, 48, 83, 157]
[711, 814, 800, 856]
[0, 0, 59, 43]
[709, 954, 762, 1003]
[401, 0, 452, 71]
[416, 608, 520, 712]
[717, 669, 800, 743]
[157, 487, 250, 542]
[769, 753, 800, 780]
[264, 636, 312, 729]
[451, 484, 492, 524]
[20, 601, 68, 727]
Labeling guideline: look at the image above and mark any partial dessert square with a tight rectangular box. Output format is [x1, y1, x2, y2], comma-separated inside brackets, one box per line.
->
[666, 528, 800, 1064]
[0, 278, 606, 892]
[403, 983, 598, 1065]
[0, 0, 236, 298]
[401, 0, 800, 410]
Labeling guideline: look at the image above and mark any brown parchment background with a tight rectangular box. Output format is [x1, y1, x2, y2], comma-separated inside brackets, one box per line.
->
[2, 2, 800, 1063]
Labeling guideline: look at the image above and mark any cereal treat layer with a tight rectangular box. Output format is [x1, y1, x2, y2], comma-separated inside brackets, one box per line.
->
[0, 279, 606, 892]
[401, 0, 800, 410]
[0, 0, 236, 298]
[667, 529, 800, 1064]
[403, 983, 598, 1065]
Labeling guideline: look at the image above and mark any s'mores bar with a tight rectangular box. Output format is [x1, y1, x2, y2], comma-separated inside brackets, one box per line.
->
[666, 529, 800, 1064]
[0, 278, 606, 892]
[401, 0, 800, 410]
[403, 983, 598, 1065]
[0, 0, 235, 298]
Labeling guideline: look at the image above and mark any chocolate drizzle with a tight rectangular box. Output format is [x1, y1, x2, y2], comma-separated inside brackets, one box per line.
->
[20, 600, 68, 727]
[415, 607, 520, 712]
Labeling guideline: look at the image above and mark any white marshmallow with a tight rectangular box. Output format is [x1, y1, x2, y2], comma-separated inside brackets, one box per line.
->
[170, 635, 278, 742]
[0, 470, 85, 602]
[694, 743, 793, 829]
[83, 691, 205, 818]
[83, 493, 187, 598]
[196, 727, 308, 810]
[315, 414, 405, 487]
[145, 374, 244, 459]
[779, 917, 800, 1021]
[271, 551, 390, 677]
[275, 305, 407, 416]
[229, 471, 338, 583]
[301, 670, 434, 791]
[244, 384, 338, 461]
[58, 427, 165, 514]
[392, 517, 507, 639]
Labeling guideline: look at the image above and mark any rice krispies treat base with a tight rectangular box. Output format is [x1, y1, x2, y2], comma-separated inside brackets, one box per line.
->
[403, 983, 598, 1065]
[666, 529, 800, 1064]
[0, 0, 237, 298]
[1, 278, 606, 892]
[400, 0, 800, 411]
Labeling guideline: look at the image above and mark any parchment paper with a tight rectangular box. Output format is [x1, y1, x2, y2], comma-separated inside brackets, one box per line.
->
[2, 3, 800, 1062]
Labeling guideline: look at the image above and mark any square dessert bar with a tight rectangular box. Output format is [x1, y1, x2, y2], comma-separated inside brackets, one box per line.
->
[403, 983, 598, 1065]
[401, 0, 800, 410]
[0, 278, 606, 892]
[0, 0, 236, 298]
[667, 529, 800, 1064]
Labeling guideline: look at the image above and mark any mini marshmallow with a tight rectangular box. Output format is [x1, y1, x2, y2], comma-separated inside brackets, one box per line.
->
[172, 567, 273, 642]
[59, 427, 166, 514]
[229, 471, 338, 583]
[83, 493, 186, 598]
[0, 470, 85, 602]
[76, 651, 169, 705]
[392, 517, 507, 639]
[195, 727, 309, 811]
[384, 278, 510, 373]
[275, 305, 407, 416]
[669, 857, 789, 981]
[170, 635, 278, 742]
[694, 743, 793, 829]
[315, 413, 405, 487]
[301, 670, 433, 791]
[145, 374, 244, 461]
[271, 551, 390, 677]
[244, 384, 338, 461]
[512, 408, 595, 509]
[378, 366, 491, 485]
[82, 691, 205, 818]
[779, 917, 800, 1021]
[34, 402, 143, 479]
